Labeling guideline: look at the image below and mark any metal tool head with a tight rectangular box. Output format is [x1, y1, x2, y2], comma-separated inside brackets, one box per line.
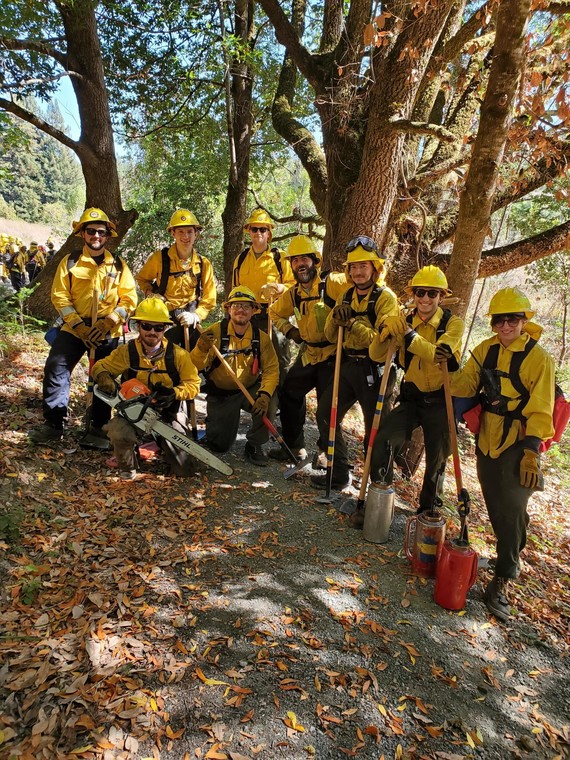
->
[337, 496, 360, 514]
[283, 456, 311, 480]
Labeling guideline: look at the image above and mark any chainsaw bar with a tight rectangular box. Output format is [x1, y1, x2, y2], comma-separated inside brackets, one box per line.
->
[94, 387, 233, 476]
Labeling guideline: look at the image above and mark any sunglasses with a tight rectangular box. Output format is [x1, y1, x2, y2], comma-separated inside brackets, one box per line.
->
[413, 288, 441, 299]
[138, 322, 167, 332]
[229, 302, 254, 310]
[346, 235, 378, 253]
[491, 314, 524, 327]
[249, 226, 269, 233]
[84, 227, 109, 237]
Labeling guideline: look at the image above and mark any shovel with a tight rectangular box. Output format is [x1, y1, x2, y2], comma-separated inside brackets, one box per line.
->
[441, 361, 470, 543]
[200, 329, 310, 476]
[338, 340, 397, 514]
[314, 326, 344, 504]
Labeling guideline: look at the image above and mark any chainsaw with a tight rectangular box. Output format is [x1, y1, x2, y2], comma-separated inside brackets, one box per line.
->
[94, 381, 233, 476]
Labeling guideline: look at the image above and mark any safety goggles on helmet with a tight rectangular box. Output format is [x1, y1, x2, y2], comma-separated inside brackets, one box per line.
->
[491, 313, 525, 327]
[138, 322, 167, 332]
[413, 288, 442, 299]
[346, 235, 378, 254]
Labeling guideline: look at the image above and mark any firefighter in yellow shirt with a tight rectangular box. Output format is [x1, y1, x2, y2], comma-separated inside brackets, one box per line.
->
[268, 234, 348, 462]
[311, 237, 400, 490]
[29, 208, 137, 448]
[190, 287, 279, 466]
[92, 297, 201, 480]
[232, 209, 295, 383]
[136, 209, 216, 348]
[366, 266, 465, 526]
[450, 288, 555, 622]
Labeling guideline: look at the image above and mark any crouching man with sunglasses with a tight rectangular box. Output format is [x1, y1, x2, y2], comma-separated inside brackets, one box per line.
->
[451, 288, 555, 622]
[91, 297, 201, 479]
[29, 208, 137, 448]
[363, 266, 465, 528]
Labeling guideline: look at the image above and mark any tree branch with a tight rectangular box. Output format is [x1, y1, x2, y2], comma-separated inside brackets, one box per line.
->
[0, 97, 81, 155]
[0, 35, 67, 67]
[388, 117, 458, 143]
[478, 220, 570, 276]
[413, 156, 469, 188]
[257, 0, 324, 92]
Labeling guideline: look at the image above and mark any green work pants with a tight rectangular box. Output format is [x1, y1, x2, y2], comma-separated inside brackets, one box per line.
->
[476, 442, 532, 579]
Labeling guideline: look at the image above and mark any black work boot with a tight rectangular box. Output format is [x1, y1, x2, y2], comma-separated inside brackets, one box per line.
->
[28, 423, 64, 445]
[483, 576, 511, 622]
[310, 471, 351, 490]
[244, 442, 269, 467]
[268, 446, 307, 461]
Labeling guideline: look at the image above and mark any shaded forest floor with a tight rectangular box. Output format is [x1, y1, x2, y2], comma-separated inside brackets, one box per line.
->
[0, 334, 569, 760]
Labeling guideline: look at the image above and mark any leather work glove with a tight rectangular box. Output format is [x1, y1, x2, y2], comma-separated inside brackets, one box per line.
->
[378, 313, 408, 342]
[260, 282, 283, 300]
[152, 383, 177, 411]
[178, 311, 201, 328]
[72, 321, 101, 350]
[287, 327, 303, 345]
[95, 371, 116, 395]
[88, 316, 115, 345]
[520, 449, 542, 490]
[332, 304, 354, 326]
[434, 343, 454, 364]
[251, 391, 271, 417]
[197, 330, 216, 353]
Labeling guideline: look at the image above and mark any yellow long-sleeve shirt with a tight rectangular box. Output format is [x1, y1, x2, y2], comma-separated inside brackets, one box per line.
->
[231, 246, 295, 304]
[136, 245, 216, 320]
[268, 272, 349, 366]
[325, 283, 400, 356]
[92, 338, 200, 401]
[51, 247, 137, 338]
[372, 307, 464, 392]
[450, 327, 555, 458]
[190, 319, 279, 396]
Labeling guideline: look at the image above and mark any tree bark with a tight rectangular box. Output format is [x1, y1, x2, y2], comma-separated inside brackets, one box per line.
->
[220, 0, 255, 293]
[445, 0, 532, 316]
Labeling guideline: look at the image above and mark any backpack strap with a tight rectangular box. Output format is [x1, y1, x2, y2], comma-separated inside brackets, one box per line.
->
[342, 284, 384, 327]
[233, 246, 283, 287]
[66, 250, 124, 289]
[204, 319, 261, 377]
[480, 338, 536, 447]
[155, 248, 203, 302]
[402, 308, 452, 372]
[122, 338, 180, 387]
[292, 272, 335, 312]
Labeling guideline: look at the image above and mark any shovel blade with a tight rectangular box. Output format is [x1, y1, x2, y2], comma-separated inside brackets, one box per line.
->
[337, 496, 362, 515]
[283, 456, 310, 479]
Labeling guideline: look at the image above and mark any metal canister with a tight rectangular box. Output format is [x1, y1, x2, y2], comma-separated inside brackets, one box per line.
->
[404, 510, 446, 577]
[363, 480, 395, 543]
[434, 539, 478, 610]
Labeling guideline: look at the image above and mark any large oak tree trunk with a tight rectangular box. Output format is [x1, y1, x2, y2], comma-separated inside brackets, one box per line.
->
[221, 0, 255, 294]
[445, 0, 532, 316]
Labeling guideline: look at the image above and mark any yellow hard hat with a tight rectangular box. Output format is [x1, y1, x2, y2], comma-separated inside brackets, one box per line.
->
[283, 235, 322, 266]
[30, 241, 38, 249]
[343, 236, 385, 276]
[8, 243, 19, 254]
[72, 208, 118, 237]
[487, 288, 534, 319]
[405, 265, 451, 295]
[133, 297, 173, 324]
[244, 208, 275, 231]
[222, 286, 260, 311]
[167, 209, 203, 231]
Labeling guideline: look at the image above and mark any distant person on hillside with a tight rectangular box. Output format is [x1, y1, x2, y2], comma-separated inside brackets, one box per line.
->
[29, 208, 137, 448]
[136, 209, 216, 349]
[8, 243, 27, 292]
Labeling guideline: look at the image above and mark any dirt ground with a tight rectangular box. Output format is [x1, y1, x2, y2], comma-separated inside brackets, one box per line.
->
[0, 338, 569, 760]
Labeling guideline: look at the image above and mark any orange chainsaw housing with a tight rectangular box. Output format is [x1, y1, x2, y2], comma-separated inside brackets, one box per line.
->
[119, 378, 151, 400]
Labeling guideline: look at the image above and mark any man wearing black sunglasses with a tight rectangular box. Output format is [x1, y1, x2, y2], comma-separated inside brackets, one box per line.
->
[91, 297, 201, 479]
[311, 236, 399, 490]
[364, 265, 464, 526]
[29, 208, 137, 448]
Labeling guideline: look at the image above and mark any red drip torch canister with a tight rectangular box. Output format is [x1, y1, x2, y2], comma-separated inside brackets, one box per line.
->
[404, 511, 446, 578]
[434, 539, 478, 610]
